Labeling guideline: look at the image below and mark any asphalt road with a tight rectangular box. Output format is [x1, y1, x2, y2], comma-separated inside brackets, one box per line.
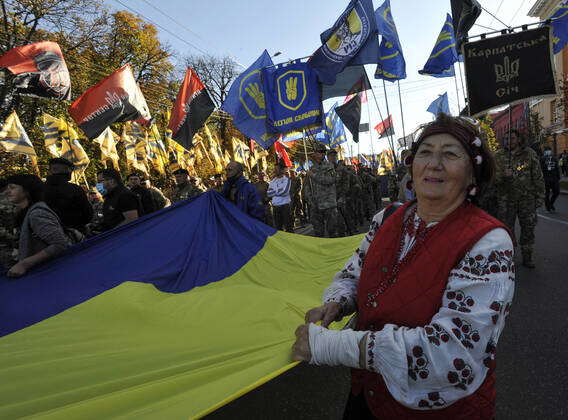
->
[206, 195, 568, 420]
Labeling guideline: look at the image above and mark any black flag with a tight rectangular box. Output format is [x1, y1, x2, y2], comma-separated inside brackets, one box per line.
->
[321, 66, 371, 102]
[335, 93, 362, 143]
[451, 0, 482, 51]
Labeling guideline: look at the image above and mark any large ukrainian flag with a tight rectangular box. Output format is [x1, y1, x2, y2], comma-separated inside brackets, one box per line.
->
[0, 192, 361, 419]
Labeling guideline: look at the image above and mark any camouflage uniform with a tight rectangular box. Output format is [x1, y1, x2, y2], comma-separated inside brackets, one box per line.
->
[170, 182, 203, 203]
[494, 146, 545, 266]
[360, 169, 377, 220]
[334, 163, 354, 236]
[347, 167, 363, 229]
[304, 161, 338, 237]
[290, 176, 304, 227]
[0, 195, 17, 272]
[254, 180, 273, 227]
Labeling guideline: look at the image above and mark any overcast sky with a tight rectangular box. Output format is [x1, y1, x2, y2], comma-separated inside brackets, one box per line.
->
[107, 0, 541, 154]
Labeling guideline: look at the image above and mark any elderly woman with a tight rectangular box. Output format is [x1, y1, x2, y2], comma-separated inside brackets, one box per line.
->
[292, 114, 514, 419]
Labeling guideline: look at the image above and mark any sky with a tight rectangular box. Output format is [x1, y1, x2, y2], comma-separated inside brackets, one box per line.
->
[105, 0, 542, 155]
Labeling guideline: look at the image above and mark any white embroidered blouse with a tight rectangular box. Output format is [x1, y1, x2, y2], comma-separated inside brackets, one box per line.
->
[323, 205, 515, 410]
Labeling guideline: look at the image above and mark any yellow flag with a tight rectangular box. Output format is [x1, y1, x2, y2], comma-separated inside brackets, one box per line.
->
[204, 125, 223, 173]
[146, 125, 167, 175]
[40, 113, 90, 182]
[1, 111, 36, 157]
[122, 122, 148, 174]
[93, 127, 120, 170]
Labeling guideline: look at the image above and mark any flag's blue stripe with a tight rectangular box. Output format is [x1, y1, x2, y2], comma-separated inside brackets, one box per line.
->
[0, 192, 276, 338]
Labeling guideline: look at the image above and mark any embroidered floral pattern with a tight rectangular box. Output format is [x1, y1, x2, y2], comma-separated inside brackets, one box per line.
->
[367, 332, 377, 372]
[408, 346, 430, 381]
[446, 290, 475, 313]
[418, 392, 447, 408]
[489, 301, 511, 325]
[447, 358, 475, 390]
[451, 318, 480, 349]
[425, 323, 451, 346]
[456, 249, 514, 278]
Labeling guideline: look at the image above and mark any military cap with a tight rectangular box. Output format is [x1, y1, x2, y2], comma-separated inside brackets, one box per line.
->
[172, 168, 189, 175]
[48, 157, 74, 168]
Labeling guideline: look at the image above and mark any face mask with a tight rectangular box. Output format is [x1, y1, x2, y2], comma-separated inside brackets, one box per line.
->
[544, 150, 552, 157]
[95, 183, 106, 195]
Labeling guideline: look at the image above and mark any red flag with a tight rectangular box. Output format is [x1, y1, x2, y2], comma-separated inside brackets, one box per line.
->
[274, 139, 292, 167]
[69, 65, 151, 139]
[168, 68, 215, 149]
[0, 41, 71, 100]
[374, 115, 394, 138]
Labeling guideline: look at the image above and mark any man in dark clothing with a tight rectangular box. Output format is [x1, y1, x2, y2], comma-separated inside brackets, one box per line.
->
[170, 169, 203, 203]
[541, 146, 561, 212]
[254, 172, 273, 227]
[221, 161, 265, 222]
[95, 169, 140, 232]
[126, 173, 165, 215]
[43, 157, 93, 233]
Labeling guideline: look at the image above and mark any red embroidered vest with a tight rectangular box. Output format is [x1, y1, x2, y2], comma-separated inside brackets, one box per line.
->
[352, 201, 508, 419]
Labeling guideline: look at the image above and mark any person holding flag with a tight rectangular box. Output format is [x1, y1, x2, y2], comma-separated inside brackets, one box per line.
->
[293, 114, 515, 419]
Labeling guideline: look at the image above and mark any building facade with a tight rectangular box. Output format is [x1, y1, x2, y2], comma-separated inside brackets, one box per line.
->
[528, 0, 568, 155]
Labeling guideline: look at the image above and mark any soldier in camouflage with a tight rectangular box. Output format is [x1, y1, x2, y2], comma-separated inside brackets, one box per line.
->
[289, 171, 304, 228]
[359, 166, 377, 221]
[0, 179, 17, 272]
[494, 130, 545, 268]
[327, 150, 352, 236]
[170, 169, 204, 203]
[304, 145, 338, 237]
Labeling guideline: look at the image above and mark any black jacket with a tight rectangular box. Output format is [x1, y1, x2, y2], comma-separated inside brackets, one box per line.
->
[541, 155, 561, 182]
[44, 174, 93, 231]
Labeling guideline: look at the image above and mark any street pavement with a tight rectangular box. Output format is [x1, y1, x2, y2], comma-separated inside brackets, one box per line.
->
[205, 196, 568, 420]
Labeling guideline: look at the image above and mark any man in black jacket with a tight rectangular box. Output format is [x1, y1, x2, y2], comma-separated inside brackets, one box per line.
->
[126, 173, 165, 215]
[541, 146, 561, 212]
[44, 158, 93, 233]
[95, 169, 140, 232]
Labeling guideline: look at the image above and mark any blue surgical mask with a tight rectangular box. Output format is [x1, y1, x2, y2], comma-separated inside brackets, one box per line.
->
[95, 183, 106, 195]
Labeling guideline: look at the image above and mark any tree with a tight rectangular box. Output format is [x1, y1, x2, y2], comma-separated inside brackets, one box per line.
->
[183, 54, 240, 108]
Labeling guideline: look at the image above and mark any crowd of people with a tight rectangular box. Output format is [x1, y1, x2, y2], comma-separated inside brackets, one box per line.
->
[0, 125, 564, 278]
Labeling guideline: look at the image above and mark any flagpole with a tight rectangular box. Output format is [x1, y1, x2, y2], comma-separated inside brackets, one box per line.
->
[458, 61, 468, 110]
[365, 98, 375, 161]
[453, 64, 462, 115]
[380, 80, 399, 167]
[397, 80, 406, 144]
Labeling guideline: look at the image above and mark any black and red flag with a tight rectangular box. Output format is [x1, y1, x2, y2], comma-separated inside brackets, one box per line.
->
[0, 41, 71, 100]
[168, 68, 215, 149]
[374, 115, 394, 139]
[68, 64, 151, 139]
[335, 93, 362, 143]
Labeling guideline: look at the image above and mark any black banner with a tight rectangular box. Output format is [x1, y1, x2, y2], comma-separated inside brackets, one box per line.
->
[463, 26, 557, 116]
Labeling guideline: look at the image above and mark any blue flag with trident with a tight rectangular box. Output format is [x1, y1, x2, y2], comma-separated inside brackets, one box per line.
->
[419, 14, 459, 78]
[221, 50, 278, 150]
[374, 0, 406, 81]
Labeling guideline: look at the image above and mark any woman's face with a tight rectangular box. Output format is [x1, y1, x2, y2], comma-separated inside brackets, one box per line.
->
[5, 184, 28, 205]
[412, 133, 473, 204]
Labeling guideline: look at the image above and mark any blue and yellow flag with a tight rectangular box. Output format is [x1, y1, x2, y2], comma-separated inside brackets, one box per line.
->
[316, 103, 348, 147]
[374, 0, 406, 82]
[419, 14, 459, 78]
[0, 192, 360, 419]
[549, 0, 568, 54]
[221, 50, 277, 150]
[0, 111, 36, 157]
[261, 61, 323, 134]
[309, 0, 378, 85]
